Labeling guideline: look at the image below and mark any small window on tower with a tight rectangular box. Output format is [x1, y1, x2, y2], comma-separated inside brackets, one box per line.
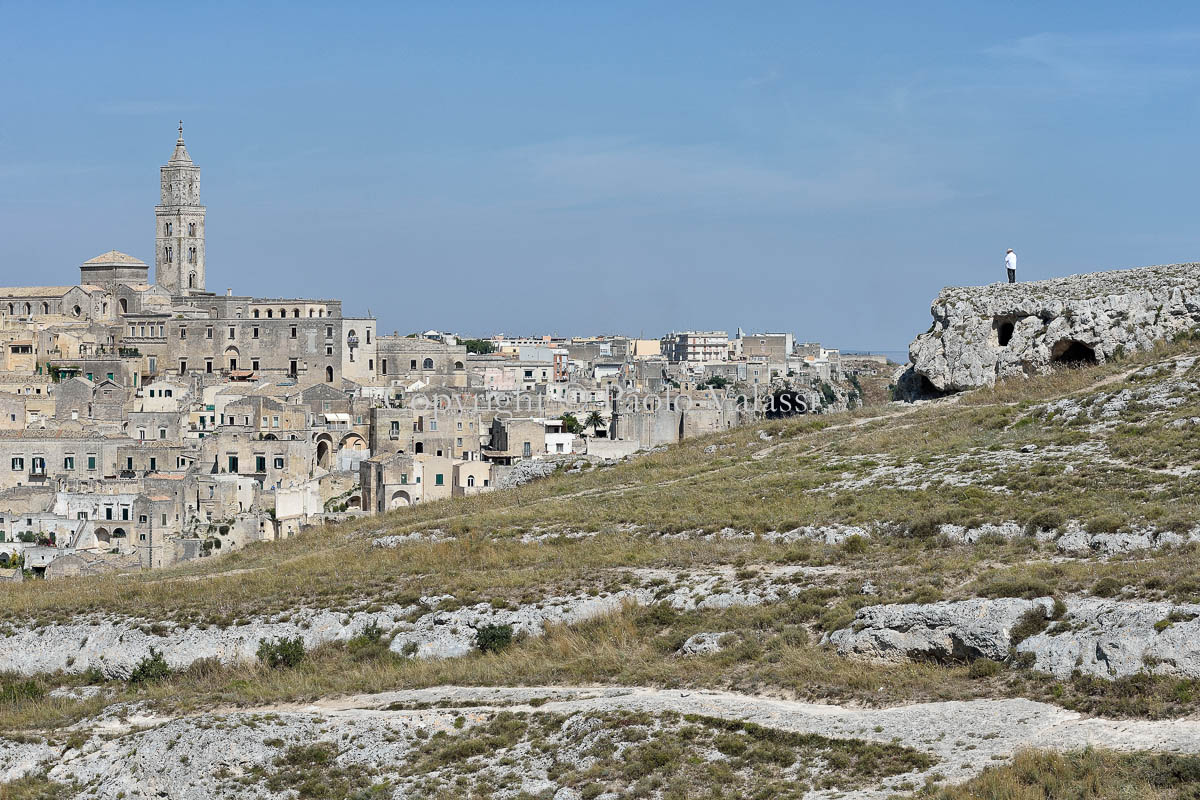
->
[165, 222, 172, 236]
[188, 222, 196, 236]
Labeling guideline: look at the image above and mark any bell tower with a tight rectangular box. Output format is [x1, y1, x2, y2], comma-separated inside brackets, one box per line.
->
[155, 122, 206, 295]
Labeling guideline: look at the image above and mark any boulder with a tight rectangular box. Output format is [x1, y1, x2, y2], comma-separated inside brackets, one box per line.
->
[901, 263, 1200, 395]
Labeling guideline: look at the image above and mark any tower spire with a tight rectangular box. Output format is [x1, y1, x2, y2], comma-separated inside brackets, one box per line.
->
[178, 120, 184, 141]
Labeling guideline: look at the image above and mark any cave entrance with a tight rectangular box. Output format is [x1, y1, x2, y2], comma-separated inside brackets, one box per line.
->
[992, 316, 1018, 347]
[1051, 339, 1097, 366]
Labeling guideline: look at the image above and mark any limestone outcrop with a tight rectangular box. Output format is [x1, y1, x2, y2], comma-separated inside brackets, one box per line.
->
[902, 263, 1200, 394]
[832, 597, 1200, 680]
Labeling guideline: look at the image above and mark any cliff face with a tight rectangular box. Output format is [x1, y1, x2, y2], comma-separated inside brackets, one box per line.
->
[906, 263, 1200, 393]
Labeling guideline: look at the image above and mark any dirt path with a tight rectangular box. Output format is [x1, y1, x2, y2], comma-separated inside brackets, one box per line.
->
[80, 684, 1200, 795]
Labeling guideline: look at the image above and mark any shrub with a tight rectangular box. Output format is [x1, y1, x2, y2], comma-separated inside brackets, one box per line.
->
[1023, 510, 1065, 535]
[968, 658, 1003, 679]
[977, 575, 1053, 600]
[841, 534, 868, 555]
[257, 636, 306, 669]
[129, 648, 171, 685]
[0, 679, 44, 704]
[1092, 577, 1122, 598]
[1010, 608, 1050, 646]
[475, 624, 513, 653]
[346, 623, 390, 661]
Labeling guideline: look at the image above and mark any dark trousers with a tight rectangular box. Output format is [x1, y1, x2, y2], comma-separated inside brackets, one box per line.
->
[1007, 268, 1016, 283]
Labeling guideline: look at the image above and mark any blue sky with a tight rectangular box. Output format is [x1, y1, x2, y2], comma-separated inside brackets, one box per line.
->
[3, 2, 1200, 354]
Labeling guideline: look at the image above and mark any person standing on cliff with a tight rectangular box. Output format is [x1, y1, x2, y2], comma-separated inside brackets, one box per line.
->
[1005, 248, 1017, 283]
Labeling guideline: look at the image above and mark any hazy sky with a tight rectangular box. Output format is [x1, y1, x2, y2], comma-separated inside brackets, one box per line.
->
[4, 2, 1200, 354]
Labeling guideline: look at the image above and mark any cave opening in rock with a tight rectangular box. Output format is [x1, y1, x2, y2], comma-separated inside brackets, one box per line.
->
[1051, 339, 1097, 365]
[997, 321, 1014, 347]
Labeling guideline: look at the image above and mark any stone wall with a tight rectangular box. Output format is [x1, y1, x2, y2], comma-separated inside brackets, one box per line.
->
[900, 263, 1200, 396]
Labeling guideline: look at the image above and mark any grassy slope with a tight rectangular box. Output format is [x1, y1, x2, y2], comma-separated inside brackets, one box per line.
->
[4, 340, 1200, 735]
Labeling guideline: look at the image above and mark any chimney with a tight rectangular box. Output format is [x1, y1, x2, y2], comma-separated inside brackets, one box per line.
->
[226, 288, 232, 297]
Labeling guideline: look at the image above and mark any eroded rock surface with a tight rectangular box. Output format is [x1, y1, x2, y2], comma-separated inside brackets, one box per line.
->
[903, 263, 1200, 394]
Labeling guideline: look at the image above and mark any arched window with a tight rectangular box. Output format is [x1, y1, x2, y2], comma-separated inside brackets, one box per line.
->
[325, 366, 334, 383]
[188, 222, 196, 236]
[292, 309, 300, 318]
[415, 442, 424, 454]
[454, 361, 464, 370]
[72, 305, 81, 317]
[165, 246, 173, 263]
[253, 309, 259, 318]
[188, 247, 196, 264]
[309, 309, 314, 317]
[5, 304, 11, 315]
[423, 358, 434, 369]
[41, 302, 49, 314]
[279, 308, 286, 318]
[467, 475, 475, 487]
[188, 273, 195, 288]
[266, 309, 273, 318]
[165, 222, 172, 236]
[319, 309, 325, 317]
[119, 298, 128, 314]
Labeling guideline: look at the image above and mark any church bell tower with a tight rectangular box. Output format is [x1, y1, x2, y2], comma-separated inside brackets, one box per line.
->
[155, 122, 206, 295]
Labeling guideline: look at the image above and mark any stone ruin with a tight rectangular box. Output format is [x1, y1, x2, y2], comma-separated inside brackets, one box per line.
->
[897, 262, 1200, 398]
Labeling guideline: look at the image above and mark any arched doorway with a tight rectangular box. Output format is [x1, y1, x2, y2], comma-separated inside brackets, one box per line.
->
[119, 298, 128, 314]
[414, 442, 424, 454]
[388, 490, 411, 509]
[325, 366, 334, 383]
[315, 435, 333, 469]
[347, 495, 361, 510]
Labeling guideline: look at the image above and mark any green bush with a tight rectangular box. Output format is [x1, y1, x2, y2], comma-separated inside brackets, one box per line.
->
[257, 636, 306, 669]
[1093, 577, 1122, 598]
[475, 624, 514, 653]
[129, 648, 171, 685]
[0, 679, 44, 704]
[968, 658, 1003, 679]
[1010, 608, 1050, 646]
[841, 534, 868, 555]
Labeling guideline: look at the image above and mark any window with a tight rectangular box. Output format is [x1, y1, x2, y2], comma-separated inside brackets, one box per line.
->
[423, 358, 434, 369]
[148, 357, 157, 373]
[188, 247, 196, 264]
[179, 359, 187, 373]
[63, 456, 74, 470]
[457, 422, 463, 431]
[381, 359, 387, 375]
[205, 327, 213, 339]
[325, 345, 333, 356]
[266, 309, 273, 318]
[87, 455, 96, 470]
[252, 360, 260, 371]
[289, 360, 297, 377]
[105, 507, 112, 520]
[149, 457, 157, 471]
[121, 507, 129, 521]
[205, 359, 213, 373]
[430, 420, 437, 431]
[435, 473, 444, 486]
[456, 437, 463, 447]
[252, 327, 259, 339]
[523, 441, 532, 458]
[10, 457, 22, 471]
[179, 327, 186, 339]
[255, 456, 266, 472]
[290, 326, 297, 339]
[165, 246, 173, 263]
[253, 309, 259, 318]
[165, 222, 172, 235]
[400, 473, 407, 484]
[326, 326, 333, 338]
[467, 475, 475, 487]
[228, 327, 235, 339]
[410, 359, 417, 370]
[159, 428, 167, 440]
[366, 330, 371, 344]
[272, 415, 279, 427]
[228, 456, 239, 473]
[127, 457, 134, 469]
[273, 457, 284, 469]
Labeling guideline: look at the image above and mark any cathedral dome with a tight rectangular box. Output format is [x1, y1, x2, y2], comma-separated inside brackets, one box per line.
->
[80, 250, 149, 286]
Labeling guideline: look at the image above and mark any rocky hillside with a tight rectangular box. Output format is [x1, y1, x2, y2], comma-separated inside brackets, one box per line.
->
[5, 336, 1200, 797]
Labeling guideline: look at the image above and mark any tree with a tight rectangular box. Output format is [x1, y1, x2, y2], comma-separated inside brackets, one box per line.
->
[461, 339, 496, 355]
[560, 413, 583, 434]
[583, 411, 605, 433]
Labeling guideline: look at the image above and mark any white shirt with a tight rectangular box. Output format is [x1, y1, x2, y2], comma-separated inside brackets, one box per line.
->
[1005, 252, 1017, 271]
